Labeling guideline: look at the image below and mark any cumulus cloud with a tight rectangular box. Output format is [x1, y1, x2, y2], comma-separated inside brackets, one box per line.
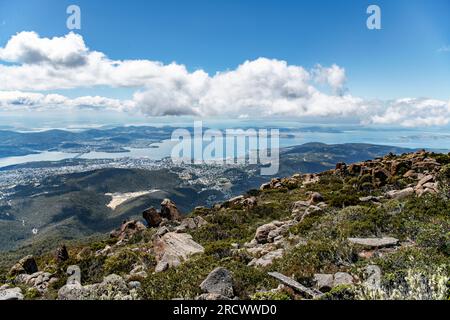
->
[0, 32, 89, 67]
[0, 91, 134, 111]
[0, 31, 449, 127]
[370, 98, 450, 127]
[312, 64, 347, 94]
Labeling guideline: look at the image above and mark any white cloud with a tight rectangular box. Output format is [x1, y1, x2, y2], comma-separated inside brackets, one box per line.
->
[370, 98, 450, 127]
[0, 91, 134, 111]
[0, 31, 449, 127]
[312, 64, 347, 94]
[0, 32, 89, 67]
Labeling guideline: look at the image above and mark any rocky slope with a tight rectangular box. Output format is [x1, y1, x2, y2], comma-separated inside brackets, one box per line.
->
[1, 150, 449, 300]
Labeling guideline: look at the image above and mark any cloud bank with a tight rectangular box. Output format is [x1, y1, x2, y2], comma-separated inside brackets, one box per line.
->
[0, 31, 449, 127]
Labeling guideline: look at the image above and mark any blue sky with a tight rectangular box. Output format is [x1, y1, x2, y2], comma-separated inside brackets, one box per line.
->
[0, 0, 449, 130]
[1, 0, 449, 100]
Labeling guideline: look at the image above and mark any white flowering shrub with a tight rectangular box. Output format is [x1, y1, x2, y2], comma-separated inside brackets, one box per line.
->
[357, 267, 449, 300]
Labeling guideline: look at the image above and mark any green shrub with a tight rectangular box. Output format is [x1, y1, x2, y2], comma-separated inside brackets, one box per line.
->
[251, 291, 291, 300]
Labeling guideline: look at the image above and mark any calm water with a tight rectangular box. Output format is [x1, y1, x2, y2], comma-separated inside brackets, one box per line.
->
[1, 127, 449, 168]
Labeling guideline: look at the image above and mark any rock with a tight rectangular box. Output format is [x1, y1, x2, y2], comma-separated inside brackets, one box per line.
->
[333, 272, 354, 286]
[359, 196, 382, 203]
[196, 293, 231, 300]
[200, 267, 234, 298]
[58, 282, 86, 300]
[15, 271, 55, 293]
[348, 237, 399, 248]
[55, 244, 69, 262]
[248, 249, 284, 267]
[155, 226, 170, 237]
[153, 232, 204, 272]
[241, 196, 257, 209]
[160, 199, 182, 221]
[9, 255, 38, 276]
[128, 281, 141, 290]
[313, 274, 334, 292]
[127, 265, 147, 280]
[308, 192, 324, 204]
[302, 174, 320, 185]
[335, 162, 347, 171]
[66, 265, 81, 285]
[0, 287, 24, 300]
[363, 265, 382, 290]
[89, 274, 131, 300]
[254, 222, 278, 244]
[96, 245, 112, 256]
[176, 216, 208, 232]
[143, 207, 162, 227]
[227, 195, 245, 205]
[292, 200, 310, 214]
[390, 160, 411, 175]
[373, 168, 392, 186]
[417, 174, 434, 187]
[403, 170, 417, 178]
[268, 272, 323, 298]
[348, 164, 362, 175]
[58, 274, 138, 300]
[110, 220, 146, 241]
[260, 182, 271, 190]
[386, 187, 414, 200]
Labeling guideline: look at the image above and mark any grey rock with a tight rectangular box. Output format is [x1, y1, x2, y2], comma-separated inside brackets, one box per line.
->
[248, 249, 284, 267]
[58, 282, 88, 300]
[9, 255, 38, 276]
[348, 237, 399, 248]
[200, 267, 234, 298]
[0, 287, 24, 300]
[254, 222, 278, 244]
[333, 272, 354, 286]
[313, 274, 334, 292]
[196, 293, 231, 300]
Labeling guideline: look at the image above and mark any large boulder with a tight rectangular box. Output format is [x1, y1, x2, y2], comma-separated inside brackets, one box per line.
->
[110, 220, 146, 241]
[9, 255, 38, 277]
[160, 199, 182, 221]
[373, 168, 392, 186]
[0, 287, 24, 300]
[153, 232, 204, 272]
[200, 267, 234, 298]
[142, 207, 162, 227]
[254, 222, 279, 244]
[15, 271, 57, 293]
[55, 245, 69, 263]
[386, 187, 414, 200]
